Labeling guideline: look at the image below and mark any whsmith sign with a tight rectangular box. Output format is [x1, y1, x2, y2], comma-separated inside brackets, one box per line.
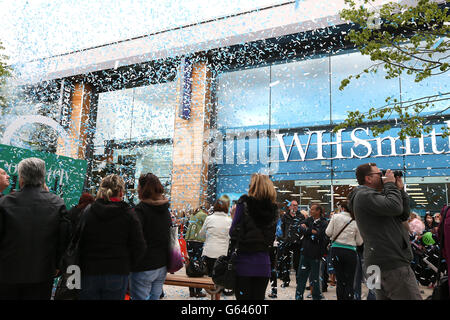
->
[201, 121, 450, 165]
[275, 122, 450, 162]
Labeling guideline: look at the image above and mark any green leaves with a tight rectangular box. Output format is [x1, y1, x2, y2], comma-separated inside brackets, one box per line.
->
[335, 0, 450, 140]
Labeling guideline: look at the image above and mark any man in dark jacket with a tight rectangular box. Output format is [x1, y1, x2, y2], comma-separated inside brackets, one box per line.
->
[0, 158, 70, 299]
[348, 163, 422, 300]
[278, 200, 305, 287]
[295, 204, 328, 300]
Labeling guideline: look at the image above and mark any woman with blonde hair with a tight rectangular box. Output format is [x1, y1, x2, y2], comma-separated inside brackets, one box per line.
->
[229, 173, 279, 300]
[79, 174, 146, 300]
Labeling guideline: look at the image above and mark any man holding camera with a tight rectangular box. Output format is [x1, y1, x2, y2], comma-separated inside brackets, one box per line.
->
[348, 163, 422, 300]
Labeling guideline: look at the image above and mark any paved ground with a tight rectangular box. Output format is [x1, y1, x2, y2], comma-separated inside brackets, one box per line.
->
[160, 267, 434, 300]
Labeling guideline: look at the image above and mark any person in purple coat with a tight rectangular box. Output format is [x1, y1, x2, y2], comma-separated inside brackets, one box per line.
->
[229, 173, 279, 300]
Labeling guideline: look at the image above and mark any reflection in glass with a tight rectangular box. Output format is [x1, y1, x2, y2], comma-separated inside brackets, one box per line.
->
[331, 51, 400, 123]
[271, 56, 330, 128]
[216, 66, 270, 129]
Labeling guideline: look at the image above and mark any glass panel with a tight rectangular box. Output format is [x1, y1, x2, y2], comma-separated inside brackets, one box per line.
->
[273, 180, 332, 214]
[131, 82, 176, 141]
[216, 66, 270, 129]
[331, 51, 400, 123]
[407, 183, 449, 216]
[400, 49, 450, 116]
[94, 88, 134, 154]
[271, 56, 330, 128]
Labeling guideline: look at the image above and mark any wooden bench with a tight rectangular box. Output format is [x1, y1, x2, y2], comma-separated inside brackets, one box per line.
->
[164, 274, 222, 300]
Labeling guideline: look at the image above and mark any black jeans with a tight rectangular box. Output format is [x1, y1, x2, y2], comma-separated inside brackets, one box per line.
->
[331, 247, 357, 300]
[269, 246, 278, 289]
[278, 242, 301, 283]
[235, 276, 269, 300]
[204, 256, 216, 277]
[187, 241, 204, 294]
[0, 280, 54, 300]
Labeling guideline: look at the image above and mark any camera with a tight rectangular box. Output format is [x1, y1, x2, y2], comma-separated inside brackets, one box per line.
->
[381, 169, 403, 177]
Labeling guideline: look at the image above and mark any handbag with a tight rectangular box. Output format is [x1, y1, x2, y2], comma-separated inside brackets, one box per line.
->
[212, 201, 247, 289]
[167, 225, 184, 273]
[185, 257, 208, 277]
[327, 218, 354, 251]
[54, 205, 91, 300]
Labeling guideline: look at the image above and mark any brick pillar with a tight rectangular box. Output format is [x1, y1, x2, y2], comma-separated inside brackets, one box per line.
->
[170, 61, 212, 212]
[56, 83, 92, 159]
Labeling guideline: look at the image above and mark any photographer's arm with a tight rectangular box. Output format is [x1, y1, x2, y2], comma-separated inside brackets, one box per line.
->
[361, 183, 404, 217]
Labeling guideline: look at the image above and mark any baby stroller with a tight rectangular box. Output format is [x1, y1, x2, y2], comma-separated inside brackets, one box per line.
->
[410, 233, 443, 287]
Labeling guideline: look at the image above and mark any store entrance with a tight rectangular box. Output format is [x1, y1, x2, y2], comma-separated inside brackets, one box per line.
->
[273, 179, 450, 217]
[273, 180, 355, 216]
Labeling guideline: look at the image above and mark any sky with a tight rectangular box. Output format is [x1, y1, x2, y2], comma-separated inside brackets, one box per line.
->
[0, 0, 290, 64]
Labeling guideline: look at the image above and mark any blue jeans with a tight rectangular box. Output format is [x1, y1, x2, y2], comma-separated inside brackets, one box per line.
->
[129, 266, 167, 300]
[296, 255, 321, 300]
[79, 274, 128, 300]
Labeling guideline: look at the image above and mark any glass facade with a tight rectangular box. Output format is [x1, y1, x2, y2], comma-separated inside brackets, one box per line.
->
[214, 50, 450, 215]
[92, 81, 176, 201]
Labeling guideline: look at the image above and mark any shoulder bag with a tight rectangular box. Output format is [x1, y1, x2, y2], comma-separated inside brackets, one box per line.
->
[326, 217, 354, 252]
[212, 201, 247, 289]
[54, 204, 91, 300]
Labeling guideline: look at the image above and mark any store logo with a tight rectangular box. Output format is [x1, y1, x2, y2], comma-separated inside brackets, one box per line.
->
[175, 121, 449, 167]
[275, 121, 450, 162]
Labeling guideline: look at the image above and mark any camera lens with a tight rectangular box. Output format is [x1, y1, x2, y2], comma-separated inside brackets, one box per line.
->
[381, 170, 403, 177]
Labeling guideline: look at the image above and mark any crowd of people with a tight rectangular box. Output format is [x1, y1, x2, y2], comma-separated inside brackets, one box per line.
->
[0, 158, 449, 300]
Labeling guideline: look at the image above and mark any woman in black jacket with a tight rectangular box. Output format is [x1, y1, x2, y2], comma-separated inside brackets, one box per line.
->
[79, 174, 146, 300]
[129, 173, 172, 300]
[229, 173, 279, 300]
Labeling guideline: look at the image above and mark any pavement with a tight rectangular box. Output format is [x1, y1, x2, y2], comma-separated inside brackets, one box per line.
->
[160, 267, 434, 300]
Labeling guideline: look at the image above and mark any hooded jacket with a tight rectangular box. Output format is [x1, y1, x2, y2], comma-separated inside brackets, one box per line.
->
[132, 198, 172, 272]
[348, 182, 412, 272]
[230, 195, 279, 253]
[79, 199, 146, 275]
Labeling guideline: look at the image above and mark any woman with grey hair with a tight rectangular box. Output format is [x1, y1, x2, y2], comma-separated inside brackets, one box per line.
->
[78, 174, 146, 300]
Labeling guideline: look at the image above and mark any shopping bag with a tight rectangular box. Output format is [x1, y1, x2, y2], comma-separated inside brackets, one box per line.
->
[178, 236, 188, 263]
[167, 226, 184, 273]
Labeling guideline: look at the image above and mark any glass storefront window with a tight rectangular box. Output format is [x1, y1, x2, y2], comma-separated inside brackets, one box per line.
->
[400, 65, 450, 117]
[94, 88, 134, 154]
[92, 81, 176, 202]
[131, 82, 176, 140]
[270, 56, 330, 128]
[331, 51, 400, 123]
[216, 66, 270, 129]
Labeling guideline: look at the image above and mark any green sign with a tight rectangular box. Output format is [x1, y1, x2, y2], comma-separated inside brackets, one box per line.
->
[0, 144, 88, 209]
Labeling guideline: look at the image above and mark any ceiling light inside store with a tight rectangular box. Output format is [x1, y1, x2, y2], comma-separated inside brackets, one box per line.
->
[290, 194, 302, 196]
[306, 186, 321, 188]
[278, 190, 292, 193]
[409, 193, 425, 195]
[317, 190, 331, 193]
[302, 197, 312, 200]
[310, 200, 321, 202]
[406, 188, 423, 191]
